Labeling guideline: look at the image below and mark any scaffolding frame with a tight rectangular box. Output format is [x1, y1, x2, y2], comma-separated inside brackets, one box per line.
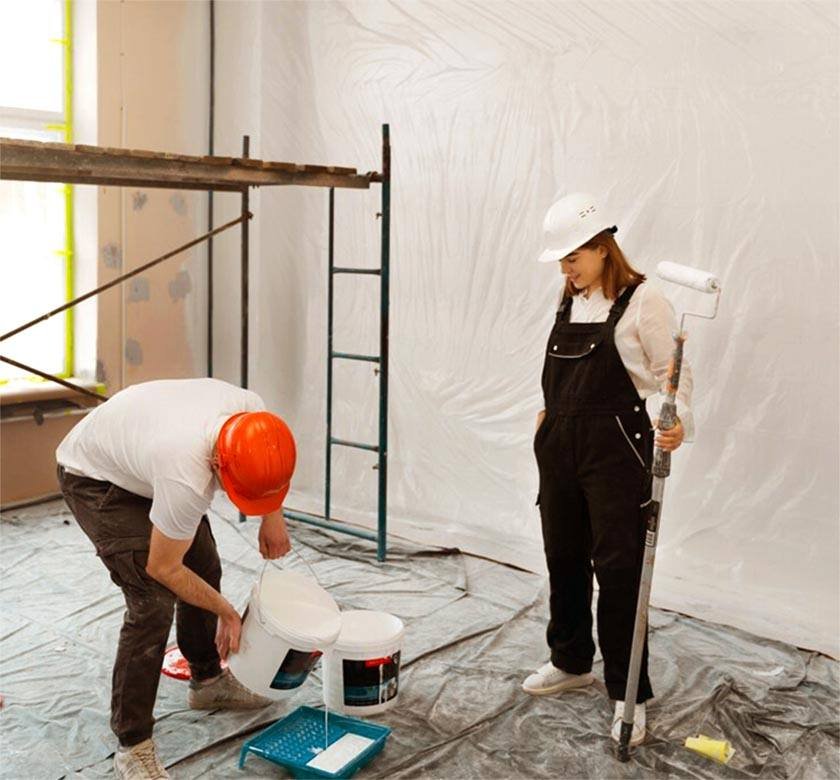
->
[0, 127, 392, 560]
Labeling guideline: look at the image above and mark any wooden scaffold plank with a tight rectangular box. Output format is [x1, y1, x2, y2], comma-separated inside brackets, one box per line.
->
[0, 138, 373, 191]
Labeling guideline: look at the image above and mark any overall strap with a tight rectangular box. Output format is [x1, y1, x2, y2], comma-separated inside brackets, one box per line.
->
[606, 283, 640, 327]
[558, 294, 573, 322]
[558, 283, 639, 325]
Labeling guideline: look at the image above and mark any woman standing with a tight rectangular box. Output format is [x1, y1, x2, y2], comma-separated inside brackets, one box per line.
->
[523, 193, 694, 746]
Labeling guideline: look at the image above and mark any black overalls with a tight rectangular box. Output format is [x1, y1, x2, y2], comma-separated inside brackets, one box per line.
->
[534, 284, 654, 703]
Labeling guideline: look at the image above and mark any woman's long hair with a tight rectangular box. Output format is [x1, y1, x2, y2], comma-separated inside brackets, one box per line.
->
[564, 229, 646, 300]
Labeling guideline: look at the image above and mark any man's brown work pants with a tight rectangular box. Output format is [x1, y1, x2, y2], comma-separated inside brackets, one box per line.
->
[58, 467, 223, 747]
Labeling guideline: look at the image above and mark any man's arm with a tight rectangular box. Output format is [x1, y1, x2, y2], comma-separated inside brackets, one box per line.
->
[259, 508, 291, 559]
[146, 525, 241, 657]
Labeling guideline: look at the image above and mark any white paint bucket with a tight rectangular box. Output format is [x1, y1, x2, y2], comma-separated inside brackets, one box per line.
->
[322, 610, 405, 716]
[228, 567, 341, 700]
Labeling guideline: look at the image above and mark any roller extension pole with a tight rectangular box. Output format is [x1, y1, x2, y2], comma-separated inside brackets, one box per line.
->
[617, 263, 720, 762]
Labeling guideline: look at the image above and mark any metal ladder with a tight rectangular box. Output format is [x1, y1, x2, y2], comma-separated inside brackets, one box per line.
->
[284, 125, 391, 561]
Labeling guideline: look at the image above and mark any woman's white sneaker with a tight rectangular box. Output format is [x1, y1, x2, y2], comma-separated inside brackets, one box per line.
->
[522, 662, 595, 695]
[611, 700, 646, 746]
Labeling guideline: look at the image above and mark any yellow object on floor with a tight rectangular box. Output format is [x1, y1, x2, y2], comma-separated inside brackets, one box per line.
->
[684, 734, 735, 764]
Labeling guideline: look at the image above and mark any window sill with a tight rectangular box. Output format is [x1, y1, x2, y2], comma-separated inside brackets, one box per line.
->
[0, 377, 103, 410]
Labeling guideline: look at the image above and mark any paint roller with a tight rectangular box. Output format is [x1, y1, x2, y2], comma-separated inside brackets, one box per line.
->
[647, 261, 721, 428]
[617, 261, 722, 762]
[656, 261, 720, 294]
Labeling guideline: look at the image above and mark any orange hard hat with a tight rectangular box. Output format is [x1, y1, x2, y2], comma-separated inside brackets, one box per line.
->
[216, 411, 296, 516]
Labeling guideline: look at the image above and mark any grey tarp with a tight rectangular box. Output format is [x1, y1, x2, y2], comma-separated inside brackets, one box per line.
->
[1, 500, 838, 779]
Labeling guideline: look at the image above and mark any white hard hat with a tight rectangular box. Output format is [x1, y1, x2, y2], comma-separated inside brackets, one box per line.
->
[536, 192, 617, 264]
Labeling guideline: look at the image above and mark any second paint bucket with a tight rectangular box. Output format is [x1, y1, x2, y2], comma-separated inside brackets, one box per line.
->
[323, 610, 405, 715]
[228, 567, 341, 700]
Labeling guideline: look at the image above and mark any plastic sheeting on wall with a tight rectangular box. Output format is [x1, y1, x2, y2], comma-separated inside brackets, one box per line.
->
[213, 1, 839, 657]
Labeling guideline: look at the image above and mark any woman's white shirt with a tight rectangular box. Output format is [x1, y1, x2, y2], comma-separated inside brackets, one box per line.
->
[566, 281, 695, 441]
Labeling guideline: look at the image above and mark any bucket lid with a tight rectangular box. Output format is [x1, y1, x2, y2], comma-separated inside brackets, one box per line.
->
[255, 568, 341, 646]
[335, 610, 405, 653]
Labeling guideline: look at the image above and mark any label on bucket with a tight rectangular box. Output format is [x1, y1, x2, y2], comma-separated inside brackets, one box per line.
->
[342, 651, 400, 706]
[270, 649, 323, 690]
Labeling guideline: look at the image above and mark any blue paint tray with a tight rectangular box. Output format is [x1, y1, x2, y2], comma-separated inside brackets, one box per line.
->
[239, 705, 391, 779]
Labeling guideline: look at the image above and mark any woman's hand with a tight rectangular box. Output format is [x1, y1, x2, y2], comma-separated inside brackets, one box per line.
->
[653, 417, 684, 452]
[536, 409, 546, 432]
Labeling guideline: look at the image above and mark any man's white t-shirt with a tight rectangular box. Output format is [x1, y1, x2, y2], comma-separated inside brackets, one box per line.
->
[56, 378, 265, 540]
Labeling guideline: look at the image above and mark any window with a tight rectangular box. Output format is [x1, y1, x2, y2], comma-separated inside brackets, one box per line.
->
[0, 0, 73, 380]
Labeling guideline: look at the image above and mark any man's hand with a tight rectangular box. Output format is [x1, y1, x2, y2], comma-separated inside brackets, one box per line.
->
[653, 417, 685, 452]
[259, 510, 291, 560]
[536, 409, 546, 433]
[216, 607, 242, 659]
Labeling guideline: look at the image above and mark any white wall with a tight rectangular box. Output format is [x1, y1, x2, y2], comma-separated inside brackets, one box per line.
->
[96, 0, 210, 392]
[214, 0, 839, 656]
[210, 0, 263, 387]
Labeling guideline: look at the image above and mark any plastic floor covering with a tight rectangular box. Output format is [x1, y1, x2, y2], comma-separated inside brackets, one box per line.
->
[1, 500, 838, 779]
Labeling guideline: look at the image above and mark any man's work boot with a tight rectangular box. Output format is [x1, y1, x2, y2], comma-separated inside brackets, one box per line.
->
[187, 668, 272, 711]
[113, 738, 169, 779]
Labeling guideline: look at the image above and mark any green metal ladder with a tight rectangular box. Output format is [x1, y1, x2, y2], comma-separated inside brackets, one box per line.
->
[283, 125, 391, 561]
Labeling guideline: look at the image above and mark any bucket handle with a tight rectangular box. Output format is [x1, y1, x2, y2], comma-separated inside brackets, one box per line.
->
[257, 545, 324, 602]
[253, 548, 326, 630]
